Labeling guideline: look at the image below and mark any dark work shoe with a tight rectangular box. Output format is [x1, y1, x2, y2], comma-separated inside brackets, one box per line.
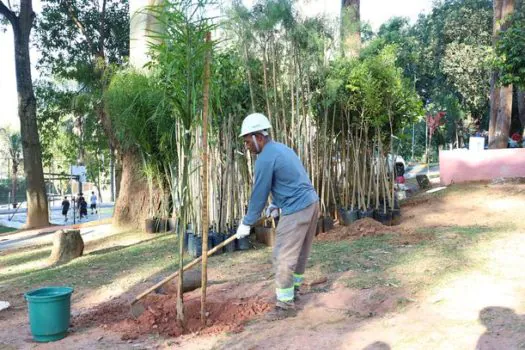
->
[294, 287, 301, 301]
[264, 302, 297, 321]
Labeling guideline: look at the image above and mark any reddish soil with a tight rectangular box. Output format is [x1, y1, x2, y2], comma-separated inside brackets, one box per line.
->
[72, 287, 271, 340]
[316, 218, 400, 241]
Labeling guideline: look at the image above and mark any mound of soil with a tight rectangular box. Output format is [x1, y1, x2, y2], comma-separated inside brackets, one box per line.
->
[72, 292, 271, 340]
[317, 218, 398, 241]
[117, 295, 270, 339]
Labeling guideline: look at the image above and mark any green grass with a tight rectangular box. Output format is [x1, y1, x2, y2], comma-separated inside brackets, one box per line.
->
[310, 235, 397, 275]
[0, 225, 16, 234]
[0, 247, 51, 268]
[0, 232, 187, 294]
[308, 224, 512, 292]
[0, 227, 272, 302]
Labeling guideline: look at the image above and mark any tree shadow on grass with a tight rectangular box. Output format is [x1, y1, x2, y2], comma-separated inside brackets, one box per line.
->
[0, 230, 56, 251]
[0, 247, 51, 268]
[86, 233, 162, 256]
[0, 233, 183, 298]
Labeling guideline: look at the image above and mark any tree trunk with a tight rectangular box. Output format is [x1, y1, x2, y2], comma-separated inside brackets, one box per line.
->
[110, 0, 163, 229]
[96, 166, 103, 203]
[494, 85, 513, 148]
[489, 0, 503, 147]
[110, 144, 115, 202]
[112, 149, 161, 228]
[492, 0, 515, 148]
[341, 0, 360, 58]
[11, 164, 17, 206]
[488, 72, 500, 147]
[518, 89, 525, 133]
[1, 0, 50, 228]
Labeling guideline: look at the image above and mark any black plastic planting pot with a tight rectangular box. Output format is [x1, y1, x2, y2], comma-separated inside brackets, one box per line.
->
[188, 234, 212, 258]
[223, 232, 236, 253]
[145, 218, 156, 234]
[339, 208, 359, 226]
[374, 209, 393, 226]
[391, 208, 401, 225]
[156, 218, 168, 232]
[316, 218, 323, 236]
[236, 236, 251, 250]
[322, 216, 335, 232]
[359, 208, 374, 219]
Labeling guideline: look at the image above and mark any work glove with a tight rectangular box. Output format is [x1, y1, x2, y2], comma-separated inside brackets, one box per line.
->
[265, 203, 279, 218]
[235, 223, 251, 239]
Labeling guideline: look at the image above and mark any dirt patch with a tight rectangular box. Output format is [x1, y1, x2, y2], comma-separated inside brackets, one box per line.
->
[317, 218, 399, 241]
[72, 300, 130, 329]
[72, 288, 271, 340]
[390, 229, 434, 245]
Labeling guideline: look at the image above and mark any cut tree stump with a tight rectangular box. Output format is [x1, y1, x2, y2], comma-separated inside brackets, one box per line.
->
[48, 229, 84, 266]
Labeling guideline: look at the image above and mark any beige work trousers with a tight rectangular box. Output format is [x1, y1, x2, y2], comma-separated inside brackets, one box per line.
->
[273, 201, 320, 298]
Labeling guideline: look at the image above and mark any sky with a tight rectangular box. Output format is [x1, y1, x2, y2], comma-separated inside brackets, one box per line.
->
[0, 0, 433, 130]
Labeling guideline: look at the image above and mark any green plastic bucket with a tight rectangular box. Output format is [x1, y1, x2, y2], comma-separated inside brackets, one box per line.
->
[24, 286, 74, 342]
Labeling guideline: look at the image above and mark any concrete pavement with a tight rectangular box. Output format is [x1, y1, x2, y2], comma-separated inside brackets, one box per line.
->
[0, 223, 115, 251]
[0, 203, 114, 230]
[404, 164, 440, 179]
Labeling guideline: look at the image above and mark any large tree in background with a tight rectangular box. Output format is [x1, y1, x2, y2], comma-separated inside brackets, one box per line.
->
[363, 0, 493, 159]
[494, 0, 525, 134]
[489, 0, 515, 148]
[341, 0, 360, 57]
[36, 0, 134, 224]
[0, 0, 49, 228]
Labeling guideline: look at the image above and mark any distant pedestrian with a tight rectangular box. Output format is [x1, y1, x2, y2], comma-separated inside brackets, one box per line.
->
[80, 197, 88, 219]
[78, 193, 87, 219]
[90, 191, 98, 215]
[61, 197, 70, 222]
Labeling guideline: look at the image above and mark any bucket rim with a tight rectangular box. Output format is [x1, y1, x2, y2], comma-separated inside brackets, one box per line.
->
[24, 286, 74, 300]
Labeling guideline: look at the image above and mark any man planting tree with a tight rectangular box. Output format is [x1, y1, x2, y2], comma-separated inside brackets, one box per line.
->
[235, 113, 319, 321]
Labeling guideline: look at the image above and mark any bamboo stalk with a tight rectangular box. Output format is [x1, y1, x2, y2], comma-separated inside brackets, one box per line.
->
[375, 128, 380, 210]
[262, 41, 273, 127]
[200, 31, 211, 325]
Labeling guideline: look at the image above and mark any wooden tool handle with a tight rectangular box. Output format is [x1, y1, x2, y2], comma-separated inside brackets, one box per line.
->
[131, 234, 238, 304]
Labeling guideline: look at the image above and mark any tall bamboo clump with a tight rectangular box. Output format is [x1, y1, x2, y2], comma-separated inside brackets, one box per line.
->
[144, 1, 419, 292]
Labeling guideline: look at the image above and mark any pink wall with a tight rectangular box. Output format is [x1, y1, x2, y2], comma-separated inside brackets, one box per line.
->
[439, 148, 525, 185]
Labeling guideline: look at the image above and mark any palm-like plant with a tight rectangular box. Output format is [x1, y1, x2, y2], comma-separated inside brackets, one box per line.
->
[0, 128, 23, 208]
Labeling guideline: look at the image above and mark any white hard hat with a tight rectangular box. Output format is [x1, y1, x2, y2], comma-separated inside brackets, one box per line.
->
[239, 113, 272, 137]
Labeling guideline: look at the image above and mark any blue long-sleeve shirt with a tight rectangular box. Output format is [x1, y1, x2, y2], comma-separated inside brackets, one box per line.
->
[243, 141, 319, 226]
